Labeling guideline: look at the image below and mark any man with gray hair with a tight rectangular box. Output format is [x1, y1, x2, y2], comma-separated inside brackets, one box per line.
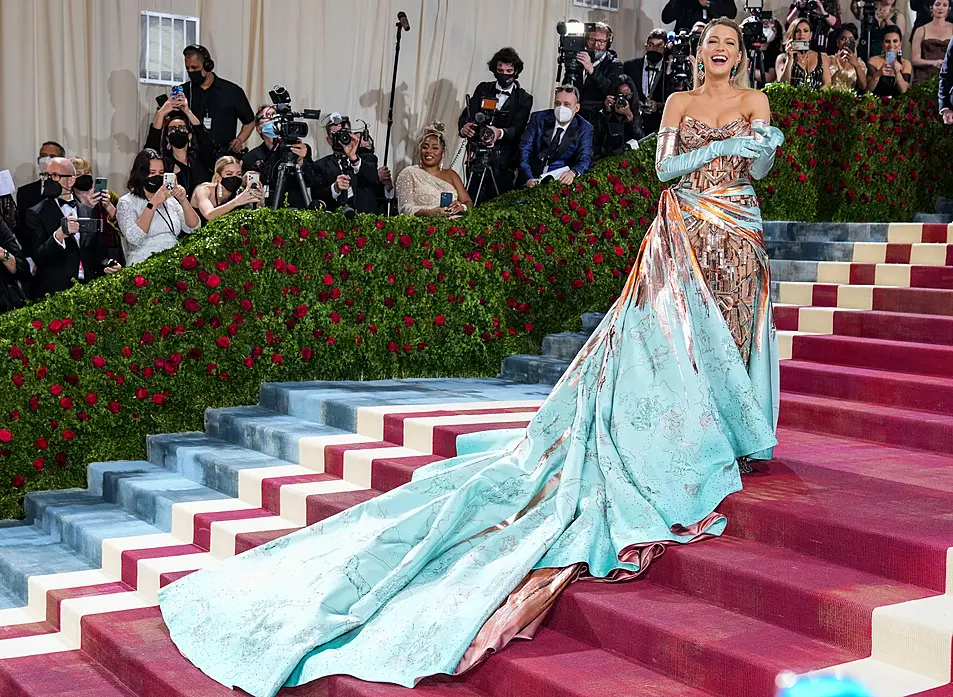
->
[23, 157, 120, 298]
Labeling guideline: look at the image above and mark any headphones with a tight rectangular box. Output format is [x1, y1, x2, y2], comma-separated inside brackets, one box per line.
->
[591, 22, 614, 51]
[183, 44, 214, 72]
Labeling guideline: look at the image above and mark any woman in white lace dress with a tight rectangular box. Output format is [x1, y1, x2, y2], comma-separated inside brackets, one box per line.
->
[395, 122, 473, 217]
[116, 148, 200, 266]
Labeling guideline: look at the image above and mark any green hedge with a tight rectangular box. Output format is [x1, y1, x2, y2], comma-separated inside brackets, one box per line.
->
[0, 83, 948, 518]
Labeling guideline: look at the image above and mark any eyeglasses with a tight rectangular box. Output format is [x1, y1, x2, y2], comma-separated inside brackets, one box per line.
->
[39, 172, 76, 181]
[587, 37, 609, 47]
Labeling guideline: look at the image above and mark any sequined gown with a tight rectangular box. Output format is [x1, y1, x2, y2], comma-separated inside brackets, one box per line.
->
[157, 118, 780, 697]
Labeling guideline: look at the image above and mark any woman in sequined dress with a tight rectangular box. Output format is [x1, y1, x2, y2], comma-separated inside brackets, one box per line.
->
[157, 19, 782, 697]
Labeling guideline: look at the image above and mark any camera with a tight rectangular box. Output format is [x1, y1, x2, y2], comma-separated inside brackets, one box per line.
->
[268, 85, 321, 146]
[666, 31, 695, 91]
[468, 98, 499, 147]
[556, 20, 598, 87]
[609, 93, 630, 110]
[741, 15, 768, 49]
[333, 128, 353, 148]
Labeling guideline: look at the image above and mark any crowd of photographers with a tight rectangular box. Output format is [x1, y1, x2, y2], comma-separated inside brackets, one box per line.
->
[0, 10, 951, 309]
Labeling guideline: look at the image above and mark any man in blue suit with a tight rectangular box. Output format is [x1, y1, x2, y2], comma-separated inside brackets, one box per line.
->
[518, 85, 594, 188]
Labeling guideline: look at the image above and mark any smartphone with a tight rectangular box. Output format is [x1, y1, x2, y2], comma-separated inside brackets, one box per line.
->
[163, 173, 177, 191]
[792, 40, 811, 52]
[885, 50, 897, 64]
[171, 85, 184, 98]
[155, 94, 169, 108]
[245, 171, 261, 190]
[845, 38, 856, 52]
[439, 192, 453, 208]
[94, 177, 108, 193]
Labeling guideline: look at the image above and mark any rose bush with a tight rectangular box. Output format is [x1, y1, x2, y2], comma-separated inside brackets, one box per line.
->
[0, 83, 947, 517]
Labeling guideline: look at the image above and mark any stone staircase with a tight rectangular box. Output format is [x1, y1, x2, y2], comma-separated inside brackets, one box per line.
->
[0, 223, 952, 696]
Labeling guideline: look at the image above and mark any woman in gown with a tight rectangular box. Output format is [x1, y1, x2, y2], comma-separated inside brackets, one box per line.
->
[395, 122, 473, 217]
[157, 18, 783, 697]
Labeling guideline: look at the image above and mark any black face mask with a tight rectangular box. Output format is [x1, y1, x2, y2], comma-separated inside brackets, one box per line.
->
[73, 174, 94, 192]
[495, 72, 516, 88]
[167, 129, 190, 149]
[187, 69, 205, 84]
[646, 50, 664, 65]
[220, 176, 242, 194]
[144, 175, 164, 194]
[41, 179, 63, 199]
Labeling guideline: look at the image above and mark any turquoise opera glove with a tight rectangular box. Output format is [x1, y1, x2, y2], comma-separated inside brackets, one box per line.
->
[749, 122, 785, 181]
[655, 127, 761, 182]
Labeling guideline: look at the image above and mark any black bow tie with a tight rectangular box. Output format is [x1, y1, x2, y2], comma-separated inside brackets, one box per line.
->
[496, 88, 512, 95]
[58, 199, 76, 209]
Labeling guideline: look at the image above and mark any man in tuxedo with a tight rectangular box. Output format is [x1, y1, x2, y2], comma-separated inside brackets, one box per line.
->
[518, 85, 594, 188]
[576, 23, 624, 124]
[661, 0, 737, 33]
[941, 40, 953, 124]
[624, 29, 670, 135]
[458, 47, 534, 203]
[312, 115, 392, 215]
[23, 158, 120, 299]
[15, 141, 65, 246]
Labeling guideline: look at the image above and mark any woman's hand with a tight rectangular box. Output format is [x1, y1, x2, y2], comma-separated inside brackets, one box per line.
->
[446, 200, 467, 215]
[235, 186, 263, 207]
[150, 185, 172, 206]
[172, 184, 189, 203]
[784, 40, 797, 56]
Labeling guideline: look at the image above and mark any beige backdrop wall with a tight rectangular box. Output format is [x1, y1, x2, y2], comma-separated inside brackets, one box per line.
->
[1, 0, 906, 192]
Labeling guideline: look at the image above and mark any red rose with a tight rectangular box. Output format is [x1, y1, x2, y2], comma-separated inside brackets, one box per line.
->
[216, 336, 231, 349]
[572, 279, 584, 289]
[151, 394, 166, 405]
[123, 293, 136, 305]
[181, 256, 198, 270]
[399, 234, 412, 248]
[55, 453, 67, 467]
[406, 285, 416, 297]
[464, 324, 476, 336]
[50, 384, 63, 397]
[134, 387, 148, 400]
[33, 459, 44, 472]
[0, 430, 11, 443]
[62, 429, 76, 440]
[12, 375, 23, 388]
[387, 342, 398, 353]
[134, 275, 148, 288]
[375, 220, 385, 229]
[184, 299, 200, 313]
[85, 332, 97, 345]
[91, 356, 106, 369]
[272, 353, 283, 365]
[434, 315, 446, 327]
[329, 312, 341, 324]
[35, 437, 49, 450]
[524, 323, 534, 332]
[107, 401, 121, 413]
[300, 348, 314, 360]
[11, 475, 25, 488]
[206, 274, 221, 288]
[60, 398, 73, 410]
[250, 259, 264, 271]
[85, 394, 98, 406]
[404, 316, 415, 327]
[9, 346, 23, 359]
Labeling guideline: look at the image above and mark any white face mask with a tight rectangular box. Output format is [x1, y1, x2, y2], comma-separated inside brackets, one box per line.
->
[554, 105, 574, 124]
[37, 156, 52, 175]
[764, 27, 776, 43]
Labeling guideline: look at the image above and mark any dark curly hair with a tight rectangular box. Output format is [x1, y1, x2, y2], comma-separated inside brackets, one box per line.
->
[127, 148, 164, 199]
[159, 111, 193, 153]
[487, 47, 524, 75]
[609, 74, 637, 96]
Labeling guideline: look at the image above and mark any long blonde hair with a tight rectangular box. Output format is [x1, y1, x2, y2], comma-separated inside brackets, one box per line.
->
[212, 155, 241, 183]
[693, 18, 751, 90]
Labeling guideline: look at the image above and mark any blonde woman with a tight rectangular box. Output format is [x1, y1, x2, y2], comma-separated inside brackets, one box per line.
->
[394, 122, 472, 216]
[777, 18, 832, 88]
[191, 155, 264, 223]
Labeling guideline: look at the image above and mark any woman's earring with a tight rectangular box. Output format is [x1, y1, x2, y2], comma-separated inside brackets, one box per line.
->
[697, 60, 705, 74]
[731, 63, 739, 79]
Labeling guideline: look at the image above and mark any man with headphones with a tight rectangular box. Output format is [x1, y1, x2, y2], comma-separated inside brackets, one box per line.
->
[575, 22, 624, 125]
[179, 45, 256, 157]
[457, 47, 534, 203]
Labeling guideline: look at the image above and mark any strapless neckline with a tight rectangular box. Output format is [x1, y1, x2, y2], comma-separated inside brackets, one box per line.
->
[681, 115, 750, 132]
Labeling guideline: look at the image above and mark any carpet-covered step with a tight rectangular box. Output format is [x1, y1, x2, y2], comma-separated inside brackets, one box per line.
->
[780, 392, 953, 454]
[646, 534, 934, 656]
[772, 306, 953, 345]
[0, 651, 136, 697]
[813, 262, 953, 289]
[545, 581, 858, 697]
[332, 676, 490, 697]
[885, 222, 953, 244]
[780, 361, 953, 414]
[776, 281, 953, 316]
[851, 242, 953, 266]
[782, 334, 953, 377]
[723, 447, 953, 591]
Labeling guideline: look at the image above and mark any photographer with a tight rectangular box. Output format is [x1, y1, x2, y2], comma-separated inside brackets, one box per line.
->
[458, 47, 533, 203]
[179, 45, 256, 157]
[519, 85, 593, 188]
[592, 75, 643, 159]
[25, 157, 121, 298]
[313, 115, 391, 215]
[661, 0, 738, 33]
[242, 105, 317, 210]
[576, 23, 624, 123]
[145, 96, 214, 198]
[623, 29, 669, 135]
[787, 0, 841, 53]
[942, 38, 953, 122]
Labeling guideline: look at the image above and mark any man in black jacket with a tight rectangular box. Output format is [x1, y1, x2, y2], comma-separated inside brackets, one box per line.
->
[662, 0, 738, 33]
[623, 29, 670, 135]
[458, 47, 534, 203]
[576, 23, 625, 124]
[313, 115, 391, 215]
[15, 141, 65, 246]
[24, 158, 120, 299]
[941, 39, 953, 125]
[242, 105, 317, 210]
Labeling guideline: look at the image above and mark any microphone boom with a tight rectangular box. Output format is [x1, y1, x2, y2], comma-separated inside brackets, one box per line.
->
[397, 11, 411, 31]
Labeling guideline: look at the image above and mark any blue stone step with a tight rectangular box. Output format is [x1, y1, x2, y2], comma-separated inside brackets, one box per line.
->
[259, 379, 552, 432]
[915, 212, 953, 224]
[763, 222, 888, 243]
[0, 524, 98, 606]
[500, 355, 571, 385]
[90, 461, 230, 533]
[147, 432, 298, 499]
[937, 197, 953, 216]
[25, 490, 164, 568]
[582, 312, 605, 334]
[542, 332, 588, 360]
[205, 406, 347, 463]
[771, 259, 820, 283]
[766, 240, 856, 262]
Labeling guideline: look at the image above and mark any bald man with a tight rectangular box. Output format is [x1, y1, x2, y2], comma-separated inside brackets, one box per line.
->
[23, 157, 120, 299]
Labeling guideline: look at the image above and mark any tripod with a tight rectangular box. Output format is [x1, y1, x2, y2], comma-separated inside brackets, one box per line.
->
[858, 5, 877, 62]
[465, 146, 500, 204]
[747, 47, 766, 89]
[271, 155, 312, 210]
